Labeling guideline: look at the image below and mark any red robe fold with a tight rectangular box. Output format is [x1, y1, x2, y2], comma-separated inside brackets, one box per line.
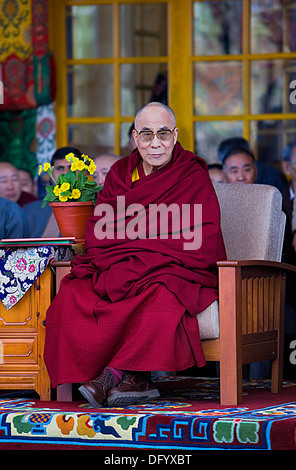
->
[44, 143, 226, 387]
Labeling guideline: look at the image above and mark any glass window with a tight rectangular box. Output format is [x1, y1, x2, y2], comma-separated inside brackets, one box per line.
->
[66, 5, 113, 59]
[67, 65, 114, 117]
[251, 59, 296, 115]
[193, 0, 242, 55]
[251, 0, 296, 54]
[194, 120, 243, 163]
[121, 122, 135, 156]
[194, 61, 243, 115]
[120, 3, 168, 57]
[121, 63, 168, 116]
[250, 119, 296, 165]
[68, 123, 115, 157]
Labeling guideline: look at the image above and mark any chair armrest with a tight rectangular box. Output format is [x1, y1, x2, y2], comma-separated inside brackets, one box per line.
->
[217, 259, 291, 337]
[217, 259, 296, 273]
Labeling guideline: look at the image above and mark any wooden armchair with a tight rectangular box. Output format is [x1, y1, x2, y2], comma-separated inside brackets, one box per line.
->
[53, 183, 294, 406]
[198, 183, 295, 405]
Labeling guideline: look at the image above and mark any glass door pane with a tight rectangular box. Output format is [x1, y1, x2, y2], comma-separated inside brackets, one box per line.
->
[193, 0, 243, 55]
[251, 0, 296, 53]
[194, 61, 243, 115]
[121, 63, 168, 116]
[66, 5, 113, 59]
[251, 59, 296, 114]
[120, 3, 168, 57]
[67, 64, 114, 117]
[194, 121, 243, 163]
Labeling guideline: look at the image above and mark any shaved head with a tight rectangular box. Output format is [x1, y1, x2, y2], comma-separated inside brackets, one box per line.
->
[135, 102, 176, 130]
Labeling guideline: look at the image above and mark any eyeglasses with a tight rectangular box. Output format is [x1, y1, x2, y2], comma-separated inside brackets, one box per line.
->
[135, 128, 175, 142]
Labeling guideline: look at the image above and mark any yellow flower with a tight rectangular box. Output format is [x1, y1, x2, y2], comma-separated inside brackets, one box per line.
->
[43, 163, 51, 172]
[76, 160, 86, 171]
[70, 157, 79, 171]
[60, 182, 70, 192]
[71, 189, 81, 199]
[59, 194, 68, 202]
[53, 185, 61, 196]
[65, 152, 74, 162]
[88, 162, 96, 175]
[38, 165, 42, 175]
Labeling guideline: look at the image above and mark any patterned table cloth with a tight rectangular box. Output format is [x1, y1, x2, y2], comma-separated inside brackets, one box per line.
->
[0, 247, 54, 310]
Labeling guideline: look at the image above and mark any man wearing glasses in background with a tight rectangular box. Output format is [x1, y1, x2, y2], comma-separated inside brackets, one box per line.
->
[44, 102, 226, 408]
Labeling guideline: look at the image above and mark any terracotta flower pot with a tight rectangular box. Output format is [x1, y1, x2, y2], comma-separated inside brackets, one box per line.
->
[49, 201, 94, 241]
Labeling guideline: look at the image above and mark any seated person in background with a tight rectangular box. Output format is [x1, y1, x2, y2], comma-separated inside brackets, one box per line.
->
[207, 163, 225, 183]
[218, 136, 295, 379]
[23, 146, 82, 238]
[18, 168, 37, 196]
[0, 197, 30, 239]
[218, 136, 294, 263]
[282, 141, 296, 251]
[93, 153, 121, 188]
[218, 140, 258, 184]
[218, 137, 291, 216]
[44, 102, 226, 408]
[0, 162, 38, 207]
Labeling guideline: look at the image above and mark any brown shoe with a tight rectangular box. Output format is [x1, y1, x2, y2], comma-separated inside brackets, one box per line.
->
[78, 368, 118, 408]
[107, 373, 160, 407]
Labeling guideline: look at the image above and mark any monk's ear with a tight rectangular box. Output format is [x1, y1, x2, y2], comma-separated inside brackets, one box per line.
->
[173, 127, 178, 145]
[132, 129, 138, 147]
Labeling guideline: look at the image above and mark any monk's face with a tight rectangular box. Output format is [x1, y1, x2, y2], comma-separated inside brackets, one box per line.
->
[133, 105, 178, 175]
[0, 162, 22, 202]
[223, 152, 257, 184]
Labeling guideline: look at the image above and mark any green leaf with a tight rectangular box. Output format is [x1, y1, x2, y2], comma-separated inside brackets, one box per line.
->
[76, 171, 86, 190]
[65, 171, 76, 187]
[79, 190, 96, 202]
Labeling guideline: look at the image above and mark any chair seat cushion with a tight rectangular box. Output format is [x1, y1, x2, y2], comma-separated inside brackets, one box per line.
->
[197, 300, 219, 340]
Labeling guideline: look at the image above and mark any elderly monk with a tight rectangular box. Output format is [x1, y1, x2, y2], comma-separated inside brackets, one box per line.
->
[44, 102, 226, 407]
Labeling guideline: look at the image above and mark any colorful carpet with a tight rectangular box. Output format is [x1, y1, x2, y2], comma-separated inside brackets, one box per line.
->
[0, 377, 295, 450]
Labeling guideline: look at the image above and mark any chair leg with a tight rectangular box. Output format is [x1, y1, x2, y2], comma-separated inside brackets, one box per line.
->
[218, 265, 243, 405]
[57, 383, 72, 401]
[271, 274, 285, 394]
[220, 354, 243, 406]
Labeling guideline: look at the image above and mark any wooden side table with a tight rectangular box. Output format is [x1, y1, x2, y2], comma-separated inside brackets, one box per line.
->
[0, 266, 52, 400]
[51, 260, 73, 401]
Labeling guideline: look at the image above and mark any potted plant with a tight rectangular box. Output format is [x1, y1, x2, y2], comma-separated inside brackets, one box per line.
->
[39, 152, 101, 240]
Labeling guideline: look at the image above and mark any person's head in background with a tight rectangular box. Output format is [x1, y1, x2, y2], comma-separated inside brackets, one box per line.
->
[282, 141, 296, 192]
[218, 137, 257, 184]
[207, 163, 226, 183]
[93, 153, 121, 187]
[50, 146, 82, 181]
[0, 161, 22, 202]
[18, 168, 36, 195]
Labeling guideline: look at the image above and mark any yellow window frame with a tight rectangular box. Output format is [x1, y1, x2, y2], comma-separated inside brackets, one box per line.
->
[49, 0, 296, 158]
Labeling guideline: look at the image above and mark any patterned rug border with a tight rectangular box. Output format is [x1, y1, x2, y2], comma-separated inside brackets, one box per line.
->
[0, 378, 295, 450]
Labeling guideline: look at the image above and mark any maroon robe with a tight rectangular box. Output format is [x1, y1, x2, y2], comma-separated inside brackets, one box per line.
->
[18, 191, 38, 207]
[44, 143, 226, 387]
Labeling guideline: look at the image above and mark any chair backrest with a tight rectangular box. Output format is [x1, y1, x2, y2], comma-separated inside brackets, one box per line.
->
[213, 183, 286, 262]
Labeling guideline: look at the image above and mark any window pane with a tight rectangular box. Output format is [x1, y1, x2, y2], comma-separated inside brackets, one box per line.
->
[251, 0, 296, 53]
[194, 120, 243, 164]
[194, 62, 243, 115]
[121, 64, 168, 116]
[68, 123, 115, 157]
[67, 65, 114, 117]
[251, 60, 296, 114]
[120, 3, 168, 57]
[250, 119, 296, 165]
[121, 122, 135, 156]
[193, 1, 242, 55]
[66, 5, 113, 59]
